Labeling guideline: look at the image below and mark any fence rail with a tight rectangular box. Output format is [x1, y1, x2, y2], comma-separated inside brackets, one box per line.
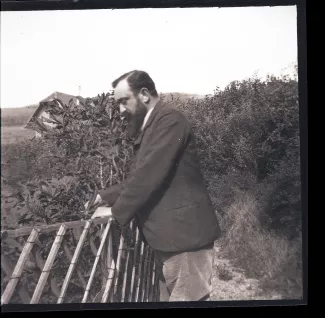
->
[1, 216, 160, 305]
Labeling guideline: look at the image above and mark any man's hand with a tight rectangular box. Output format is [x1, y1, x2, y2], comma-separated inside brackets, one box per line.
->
[91, 207, 113, 219]
[84, 194, 102, 210]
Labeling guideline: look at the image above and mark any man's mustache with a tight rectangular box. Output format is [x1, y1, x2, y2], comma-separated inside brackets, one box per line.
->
[120, 111, 131, 121]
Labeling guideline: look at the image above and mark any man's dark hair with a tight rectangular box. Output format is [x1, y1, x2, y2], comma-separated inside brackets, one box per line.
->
[112, 70, 159, 97]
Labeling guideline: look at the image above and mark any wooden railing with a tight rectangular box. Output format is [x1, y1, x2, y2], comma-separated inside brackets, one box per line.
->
[1, 216, 160, 304]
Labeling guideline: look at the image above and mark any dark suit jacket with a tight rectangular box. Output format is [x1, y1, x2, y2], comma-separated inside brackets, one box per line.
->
[99, 100, 221, 253]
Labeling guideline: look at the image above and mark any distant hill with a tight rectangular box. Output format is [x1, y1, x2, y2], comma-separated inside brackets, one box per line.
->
[160, 92, 209, 102]
[0, 91, 209, 129]
[1, 104, 38, 127]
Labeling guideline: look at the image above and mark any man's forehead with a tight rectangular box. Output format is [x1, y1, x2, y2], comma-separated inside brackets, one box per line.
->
[114, 79, 132, 99]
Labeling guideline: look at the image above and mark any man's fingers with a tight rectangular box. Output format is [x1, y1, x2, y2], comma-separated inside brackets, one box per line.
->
[95, 194, 102, 205]
[91, 207, 112, 219]
[85, 195, 103, 214]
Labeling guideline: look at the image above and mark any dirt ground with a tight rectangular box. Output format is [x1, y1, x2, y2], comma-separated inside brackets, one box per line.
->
[210, 243, 283, 301]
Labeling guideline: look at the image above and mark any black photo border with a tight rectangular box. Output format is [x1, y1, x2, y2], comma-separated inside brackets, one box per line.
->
[1, 0, 309, 315]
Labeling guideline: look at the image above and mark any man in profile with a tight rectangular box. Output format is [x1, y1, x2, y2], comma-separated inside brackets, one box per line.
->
[89, 70, 221, 302]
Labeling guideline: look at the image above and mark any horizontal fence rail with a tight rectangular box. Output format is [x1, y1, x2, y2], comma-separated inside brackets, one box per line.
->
[1, 216, 160, 305]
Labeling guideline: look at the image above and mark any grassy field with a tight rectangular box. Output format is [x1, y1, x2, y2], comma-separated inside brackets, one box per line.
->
[1, 125, 36, 145]
[1, 105, 38, 126]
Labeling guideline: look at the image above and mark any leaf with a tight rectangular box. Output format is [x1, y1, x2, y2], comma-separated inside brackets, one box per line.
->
[63, 114, 70, 130]
[39, 183, 55, 198]
[112, 157, 118, 171]
[50, 277, 61, 298]
[68, 98, 75, 108]
[1, 231, 8, 241]
[50, 212, 62, 221]
[42, 117, 59, 125]
[77, 96, 86, 105]
[18, 210, 31, 221]
[89, 236, 98, 256]
[84, 268, 92, 277]
[35, 118, 49, 132]
[96, 145, 118, 159]
[18, 215, 34, 225]
[72, 227, 82, 240]
[111, 118, 116, 130]
[79, 135, 87, 152]
[85, 187, 98, 213]
[76, 156, 82, 170]
[34, 248, 45, 270]
[105, 104, 112, 119]
[54, 98, 66, 111]
[98, 93, 104, 106]
[4, 238, 23, 251]
[60, 175, 74, 189]
[50, 113, 63, 125]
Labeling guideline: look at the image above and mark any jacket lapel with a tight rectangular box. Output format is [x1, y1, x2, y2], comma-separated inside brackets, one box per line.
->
[133, 99, 165, 146]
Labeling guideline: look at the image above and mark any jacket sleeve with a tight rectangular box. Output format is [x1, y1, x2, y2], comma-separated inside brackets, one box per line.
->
[98, 182, 125, 207]
[111, 111, 190, 226]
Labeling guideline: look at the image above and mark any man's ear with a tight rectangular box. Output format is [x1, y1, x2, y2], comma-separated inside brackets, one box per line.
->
[139, 88, 150, 103]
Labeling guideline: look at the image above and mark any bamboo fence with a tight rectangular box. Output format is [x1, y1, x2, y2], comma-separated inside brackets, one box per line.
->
[1, 216, 160, 305]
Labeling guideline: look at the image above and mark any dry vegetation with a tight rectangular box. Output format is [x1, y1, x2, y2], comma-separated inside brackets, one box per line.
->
[212, 193, 302, 300]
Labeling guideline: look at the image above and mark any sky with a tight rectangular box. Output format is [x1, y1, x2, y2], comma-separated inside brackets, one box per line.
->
[1, 6, 298, 108]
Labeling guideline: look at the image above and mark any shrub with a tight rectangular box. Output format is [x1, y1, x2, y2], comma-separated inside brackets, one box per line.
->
[259, 233, 303, 299]
[172, 73, 301, 239]
[10, 92, 134, 225]
[2, 92, 135, 303]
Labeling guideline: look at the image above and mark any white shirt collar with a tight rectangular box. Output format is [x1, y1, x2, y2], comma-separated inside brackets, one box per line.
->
[141, 106, 155, 131]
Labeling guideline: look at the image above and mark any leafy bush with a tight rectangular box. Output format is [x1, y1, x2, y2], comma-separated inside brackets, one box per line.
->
[2, 92, 135, 303]
[8, 92, 134, 225]
[172, 73, 301, 239]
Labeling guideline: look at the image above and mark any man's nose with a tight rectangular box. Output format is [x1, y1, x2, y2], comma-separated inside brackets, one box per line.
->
[119, 104, 126, 113]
